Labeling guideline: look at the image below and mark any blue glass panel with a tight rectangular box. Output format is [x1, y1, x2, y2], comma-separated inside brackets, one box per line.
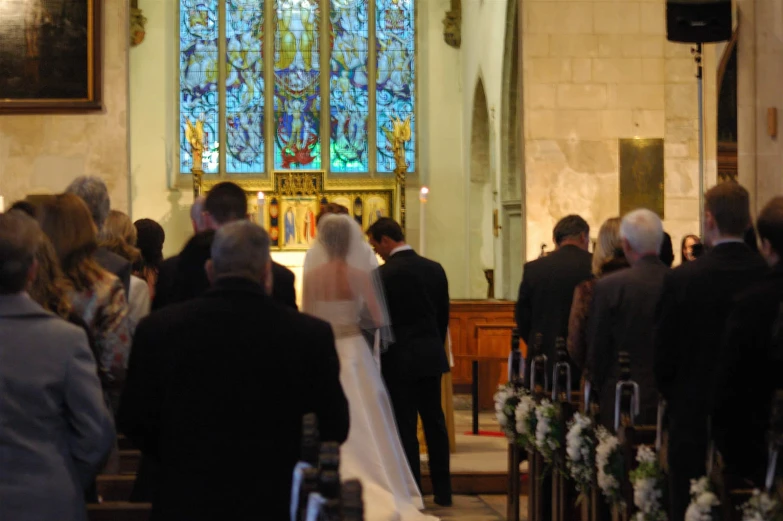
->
[226, 0, 265, 173]
[180, 0, 219, 173]
[375, 0, 415, 173]
[273, 0, 322, 170]
[329, 0, 369, 173]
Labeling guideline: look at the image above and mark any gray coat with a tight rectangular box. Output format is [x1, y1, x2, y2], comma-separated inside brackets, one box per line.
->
[586, 255, 668, 429]
[0, 294, 115, 521]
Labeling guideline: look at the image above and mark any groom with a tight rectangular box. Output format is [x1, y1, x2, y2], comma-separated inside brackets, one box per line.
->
[367, 218, 453, 506]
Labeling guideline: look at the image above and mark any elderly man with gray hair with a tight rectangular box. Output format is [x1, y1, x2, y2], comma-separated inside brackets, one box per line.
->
[0, 212, 114, 521]
[66, 176, 132, 295]
[585, 208, 668, 429]
[118, 220, 349, 521]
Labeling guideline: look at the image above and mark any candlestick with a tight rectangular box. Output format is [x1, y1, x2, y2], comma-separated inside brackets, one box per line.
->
[257, 192, 265, 227]
[419, 186, 428, 255]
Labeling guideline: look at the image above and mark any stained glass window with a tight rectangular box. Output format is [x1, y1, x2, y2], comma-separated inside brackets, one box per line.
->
[375, 0, 415, 173]
[180, 0, 219, 174]
[273, 0, 321, 170]
[329, 0, 369, 172]
[178, 0, 414, 176]
[226, 0, 265, 173]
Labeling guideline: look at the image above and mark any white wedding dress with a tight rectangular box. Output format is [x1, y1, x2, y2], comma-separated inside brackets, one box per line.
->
[310, 300, 438, 521]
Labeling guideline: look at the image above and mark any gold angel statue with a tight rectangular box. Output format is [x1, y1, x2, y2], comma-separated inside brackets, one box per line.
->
[383, 116, 411, 181]
[186, 119, 205, 197]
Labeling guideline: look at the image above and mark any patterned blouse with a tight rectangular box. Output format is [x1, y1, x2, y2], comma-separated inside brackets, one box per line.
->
[69, 272, 132, 400]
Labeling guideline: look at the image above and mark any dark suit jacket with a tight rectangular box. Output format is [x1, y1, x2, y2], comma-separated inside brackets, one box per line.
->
[153, 230, 297, 310]
[712, 263, 783, 482]
[95, 247, 131, 297]
[586, 255, 668, 428]
[516, 244, 593, 382]
[379, 249, 450, 380]
[654, 242, 767, 427]
[117, 277, 349, 521]
[271, 262, 297, 310]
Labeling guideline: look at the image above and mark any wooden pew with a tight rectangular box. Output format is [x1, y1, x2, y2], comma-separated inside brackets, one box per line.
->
[552, 339, 577, 521]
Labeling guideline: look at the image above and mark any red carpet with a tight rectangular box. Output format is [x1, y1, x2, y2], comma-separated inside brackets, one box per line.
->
[462, 430, 506, 437]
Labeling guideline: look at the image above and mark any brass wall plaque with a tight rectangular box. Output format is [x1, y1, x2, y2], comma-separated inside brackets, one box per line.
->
[619, 138, 664, 218]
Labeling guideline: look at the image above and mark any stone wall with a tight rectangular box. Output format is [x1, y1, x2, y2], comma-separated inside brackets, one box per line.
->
[522, 0, 708, 262]
[0, 0, 129, 213]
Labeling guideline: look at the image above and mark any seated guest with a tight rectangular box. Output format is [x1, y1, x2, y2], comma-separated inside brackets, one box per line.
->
[118, 221, 349, 521]
[713, 196, 783, 485]
[0, 211, 114, 521]
[567, 217, 628, 374]
[101, 210, 151, 331]
[153, 196, 206, 309]
[38, 193, 132, 415]
[66, 176, 132, 296]
[133, 218, 165, 300]
[586, 209, 668, 428]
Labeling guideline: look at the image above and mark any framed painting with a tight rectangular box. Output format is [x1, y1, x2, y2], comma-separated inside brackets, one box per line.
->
[278, 196, 320, 250]
[0, 0, 102, 113]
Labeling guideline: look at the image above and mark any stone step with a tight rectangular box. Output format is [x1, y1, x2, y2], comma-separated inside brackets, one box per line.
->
[88, 501, 150, 521]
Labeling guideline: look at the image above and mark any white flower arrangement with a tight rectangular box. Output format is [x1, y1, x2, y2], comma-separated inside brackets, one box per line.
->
[566, 412, 596, 496]
[596, 426, 626, 508]
[684, 477, 720, 521]
[515, 393, 538, 450]
[740, 490, 783, 521]
[535, 399, 562, 463]
[493, 382, 529, 442]
[629, 445, 667, 521]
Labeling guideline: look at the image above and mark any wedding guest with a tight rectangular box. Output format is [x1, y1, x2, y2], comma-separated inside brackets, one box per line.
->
[66, 176, 131, 296]
[655, 183, 767, 521]
[118, 221, 348, 520]
[660, 232, 675, 267]
[586, 209, 667, 428]
[516, 214, 592, 387]
[101, 210, 151, 330]
[567, 217, 629, 374]
[680, 234, 701, 264]
[713, 196, 783, 486]
[0, 211, 114, 521]
[133, 218, 165, 300]
[38, 193, 132, 415]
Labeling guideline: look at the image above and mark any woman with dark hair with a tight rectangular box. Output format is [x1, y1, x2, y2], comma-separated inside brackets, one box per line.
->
[681, 234, 701, 264]
[133, 218, 165, 299]
[38, 193, 131, 420]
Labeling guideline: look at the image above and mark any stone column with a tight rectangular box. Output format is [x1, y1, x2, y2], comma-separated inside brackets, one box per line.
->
[736, 0, 757, 213]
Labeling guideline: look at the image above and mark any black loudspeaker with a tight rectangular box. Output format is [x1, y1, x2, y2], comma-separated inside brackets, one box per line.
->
[666, 0, 732, 43]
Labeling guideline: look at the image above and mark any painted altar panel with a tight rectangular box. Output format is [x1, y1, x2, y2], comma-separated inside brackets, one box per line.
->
[273, 0, 322, 170]
[375, 0, 415, 173]
[225, 0, 265, 173]
[619, 138, 665, 218]
[180, 0, 219, 174]
[329, 0, 370, 173]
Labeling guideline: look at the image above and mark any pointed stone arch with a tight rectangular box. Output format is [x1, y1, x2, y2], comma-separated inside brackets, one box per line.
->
[468, 76, 493, 298]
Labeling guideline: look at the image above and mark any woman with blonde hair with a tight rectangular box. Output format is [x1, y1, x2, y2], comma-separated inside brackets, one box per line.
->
[38, 193, 131, 415]
[100, 210, 151, 330]
[567, 217, 629, 372]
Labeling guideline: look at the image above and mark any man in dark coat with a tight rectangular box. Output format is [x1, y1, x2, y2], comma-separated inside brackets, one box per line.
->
[712, 196, 783, 486]
[367, 217, 452, 506]
[586, 209, 668, 429]
[516, 214, 593, 387]
[118, 221, 349, 521]
[154, 185, 297, 310]
[655, 182, 767, 521]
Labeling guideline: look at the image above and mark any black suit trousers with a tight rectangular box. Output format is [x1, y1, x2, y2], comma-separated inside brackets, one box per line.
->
[667, 416, 708, 521]
[385, 374, 452, 499]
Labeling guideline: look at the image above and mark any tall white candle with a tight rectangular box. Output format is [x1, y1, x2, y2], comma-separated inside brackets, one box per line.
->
[257, 192, 265, 227]
[419, 186, 429, 255]
[0, 196, 4, 213]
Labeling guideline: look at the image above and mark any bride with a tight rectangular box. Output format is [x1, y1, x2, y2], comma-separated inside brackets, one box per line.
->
[301, 214, 437, 521]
